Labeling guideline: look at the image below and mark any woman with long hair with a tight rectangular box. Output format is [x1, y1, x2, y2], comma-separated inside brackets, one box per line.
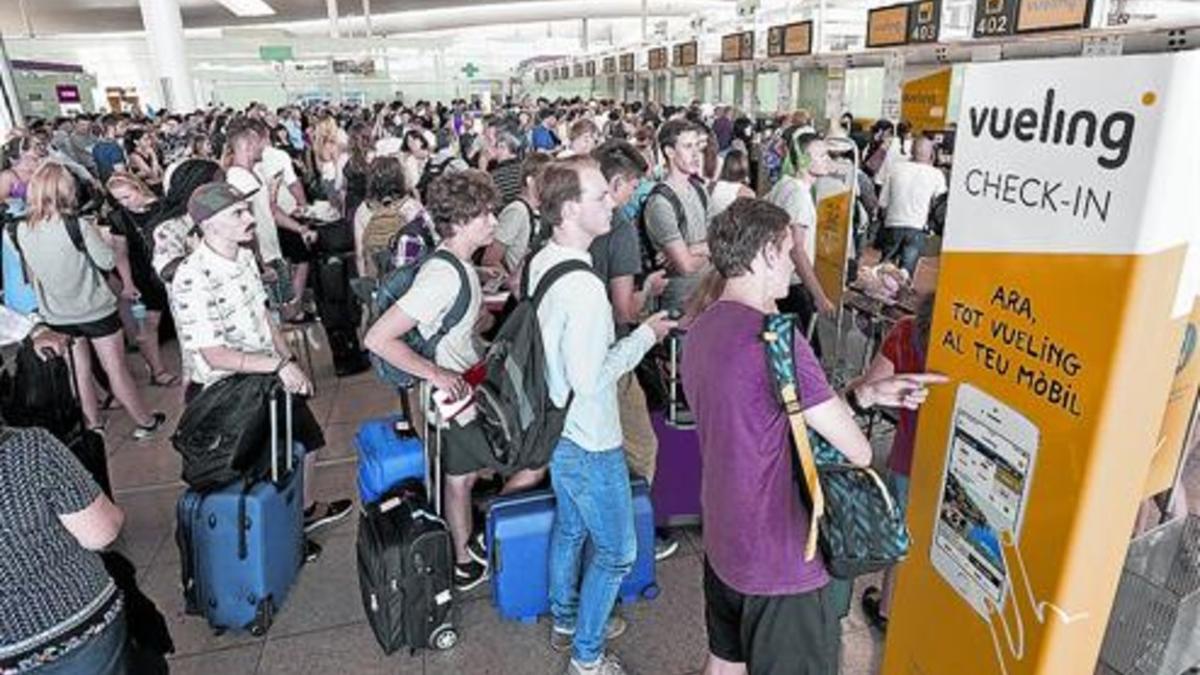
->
[13, 162, 165, 436]
[105, 171, 177, 386]
[310, 115, 346, 211]
[342, 121, 374, 220]
[400, 128, 433, 195]
[708, 148, 756, 221]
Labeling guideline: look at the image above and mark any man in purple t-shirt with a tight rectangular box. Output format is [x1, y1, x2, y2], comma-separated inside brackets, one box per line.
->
[681, 197, 944, 674]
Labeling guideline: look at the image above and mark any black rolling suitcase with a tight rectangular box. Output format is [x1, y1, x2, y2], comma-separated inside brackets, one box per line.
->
[357, 477, 458, 655]
[312, 250, 370, 377]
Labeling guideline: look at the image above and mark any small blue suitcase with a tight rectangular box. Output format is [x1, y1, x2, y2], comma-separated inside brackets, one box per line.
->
[355, 415, 425, 505]
[176, 394, 305, 635]
[486, 479, 659, 623]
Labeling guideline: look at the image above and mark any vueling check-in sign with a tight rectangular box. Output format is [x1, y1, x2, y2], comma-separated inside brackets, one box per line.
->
[884, 52, 1199, 675]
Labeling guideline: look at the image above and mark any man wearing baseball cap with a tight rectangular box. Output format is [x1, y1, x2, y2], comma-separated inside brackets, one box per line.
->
[171, 182, 353, 543]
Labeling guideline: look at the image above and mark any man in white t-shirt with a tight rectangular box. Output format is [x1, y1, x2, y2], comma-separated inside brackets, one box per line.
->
[364, 170, 547, 593]
[765, 132, 836, 334]
[879, 137, 946, 275]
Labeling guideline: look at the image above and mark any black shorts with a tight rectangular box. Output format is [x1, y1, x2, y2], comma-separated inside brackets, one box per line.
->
[278, 227, 316, 264]
[49, 312, 123, 340]
[441, 418, 503, 477]
[703, 559, 840, 674]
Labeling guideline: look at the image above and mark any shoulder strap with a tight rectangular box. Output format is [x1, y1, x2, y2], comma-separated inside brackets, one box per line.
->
[646, 183, 685, 231]
[428, 250, 472, 341]
[63, 215, 104, 276]
[688, 176, 710, 210]
[531, 259, 595, 311]
[761, 312, 825, 563]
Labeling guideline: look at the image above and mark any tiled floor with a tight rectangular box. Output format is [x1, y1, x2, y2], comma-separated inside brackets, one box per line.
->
[96, 333, 1198, 675]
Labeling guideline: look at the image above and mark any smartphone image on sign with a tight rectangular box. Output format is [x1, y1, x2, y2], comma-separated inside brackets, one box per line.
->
[930, 383, 1039, 620]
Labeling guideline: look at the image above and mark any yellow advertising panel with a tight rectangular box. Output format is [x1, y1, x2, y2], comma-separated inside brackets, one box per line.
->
[868, 5, 911, 48]
[813, 189, 852, 304]
[901, 68, 952, 134]
[883, 52, 1200, 675]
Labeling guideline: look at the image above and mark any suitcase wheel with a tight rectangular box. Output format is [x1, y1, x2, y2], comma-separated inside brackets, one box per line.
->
[249, 597, 275, 637]
[431, 626, 458, 651]
[641, 583, 660, 601]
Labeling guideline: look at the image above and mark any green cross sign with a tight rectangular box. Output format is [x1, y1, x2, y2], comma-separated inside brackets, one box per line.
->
[462, 63, 479, 78]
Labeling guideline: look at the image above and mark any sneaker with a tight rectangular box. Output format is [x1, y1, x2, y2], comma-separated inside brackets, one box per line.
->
[567, 653, 626, 675]
[467, 532, 487, 565]
[303, 499, 353, 534]
[454, 559, 489, 592]
[550, 616, 628, 653]
[303, 539, 323, 564]
[861, 585, 888, 632]
[131, 412, 167, 440]
[654, 532, 680, 561]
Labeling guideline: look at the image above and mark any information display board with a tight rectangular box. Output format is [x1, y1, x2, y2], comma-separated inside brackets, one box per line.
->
[648, 47, 668, 71]
[673, 41, 699, 67]
[909, 0, 942, 43]
[767, 21, 814, 57]
[867, 4, 912, 47]
[603, 57, 617, 75]
[973, 0, 1020, 37]
[619, 53, 635, 73]
[1015, 0, 1091, 33]
[721, 31, 755, 62]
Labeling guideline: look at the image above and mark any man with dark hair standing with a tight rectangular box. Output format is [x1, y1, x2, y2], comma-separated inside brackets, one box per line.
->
[530, 156, 675, 674]
[643, 119, 711, 313]
[365, 170, 546, 592]
[683, 197, 944, 675]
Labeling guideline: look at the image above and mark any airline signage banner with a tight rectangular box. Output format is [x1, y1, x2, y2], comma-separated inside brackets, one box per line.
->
[883, 52, 1199, 675]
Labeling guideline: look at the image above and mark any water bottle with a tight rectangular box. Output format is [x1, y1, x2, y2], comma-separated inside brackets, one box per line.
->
[130, 300, 147, 330]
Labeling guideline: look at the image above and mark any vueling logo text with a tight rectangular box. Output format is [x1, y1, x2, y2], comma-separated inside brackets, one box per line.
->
[967, 89, 1145, 170]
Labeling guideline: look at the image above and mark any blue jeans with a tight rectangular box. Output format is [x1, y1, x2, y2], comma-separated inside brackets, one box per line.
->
[882, 227, 926, 277]
[548, 438, 637, 664]
[38, 608, 128, 675]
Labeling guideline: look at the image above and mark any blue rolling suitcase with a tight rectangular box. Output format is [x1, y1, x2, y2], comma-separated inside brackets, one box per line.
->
[355, 415, 425, 505]
[486, 479, 659, 623]
[176, 393, 305, 635]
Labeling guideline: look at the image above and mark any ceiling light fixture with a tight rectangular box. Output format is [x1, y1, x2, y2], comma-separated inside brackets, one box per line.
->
[216, 0, 277, 18]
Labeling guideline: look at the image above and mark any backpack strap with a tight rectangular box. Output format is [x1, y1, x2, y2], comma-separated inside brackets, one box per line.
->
[63, 215, 107, 277]
[530, 258, 596, 311]
[688, 176, 710, 211]
[427, 250, 472, 345]
[761, 312, 825, 563]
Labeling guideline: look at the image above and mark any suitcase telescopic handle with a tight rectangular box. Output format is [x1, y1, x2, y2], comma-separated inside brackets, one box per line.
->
[269, 387, 294, 483]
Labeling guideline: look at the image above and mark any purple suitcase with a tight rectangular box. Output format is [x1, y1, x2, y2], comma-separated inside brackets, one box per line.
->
[649, 411, 702, 527]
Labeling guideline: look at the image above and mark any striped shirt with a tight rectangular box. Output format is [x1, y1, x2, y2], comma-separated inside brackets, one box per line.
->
[489, 158, 523, 211]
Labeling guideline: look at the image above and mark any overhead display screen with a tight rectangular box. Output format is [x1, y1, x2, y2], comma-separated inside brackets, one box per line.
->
[867, 4, 912, 47]
[721, 31, 755, 62]
[619, 53, 635, 73]
[603, 56, 617, 74]
[648, 47, 668, 70]
[908, 0, 942, 43]
[973, 0, 1019, 36]
[767, 21, 814, 57]
[673, 41, 698, 67]
[1015, 0, 1091, 33]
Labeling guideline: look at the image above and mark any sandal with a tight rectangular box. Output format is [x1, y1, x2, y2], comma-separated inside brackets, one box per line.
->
[149, 371, 180, 387]
[861, 586, 889, 632]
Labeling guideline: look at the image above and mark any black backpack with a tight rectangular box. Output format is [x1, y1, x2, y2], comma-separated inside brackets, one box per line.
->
[357, 479, 458, 655]
[416, 157, 455, 204]
[473, 258, 596, 470]
[638, 178, 709, 278]
[5, 214, 112, 288]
